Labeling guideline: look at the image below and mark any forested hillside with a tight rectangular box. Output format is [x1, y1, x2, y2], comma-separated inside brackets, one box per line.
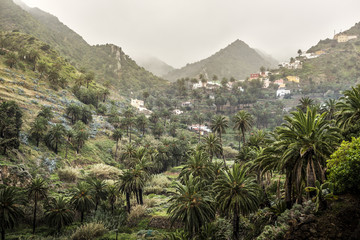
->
[0, 0, 166, 92]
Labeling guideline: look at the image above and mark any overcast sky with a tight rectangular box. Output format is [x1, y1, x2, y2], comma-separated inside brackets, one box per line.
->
[21, 0, 360, 68]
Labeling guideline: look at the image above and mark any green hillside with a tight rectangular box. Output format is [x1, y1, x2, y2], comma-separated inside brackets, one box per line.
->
[164, 39, 278, 81]
[287, 22, 360, 88]
[0, 0, 166, 92]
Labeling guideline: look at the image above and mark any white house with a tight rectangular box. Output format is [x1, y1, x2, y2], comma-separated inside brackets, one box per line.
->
[188, 125, 212, 135]
[276, 89, 291, 97]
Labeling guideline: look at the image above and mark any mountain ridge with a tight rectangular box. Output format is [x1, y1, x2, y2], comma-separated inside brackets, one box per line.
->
[164, 39, 277, 81]
[0, 0, 166, 92]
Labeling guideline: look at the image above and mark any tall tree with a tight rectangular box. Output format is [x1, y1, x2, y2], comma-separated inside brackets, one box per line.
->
[336, 86, 360, 129]
[45, 196, 74, 232]
[276, 107, 341, 207]
[112, 128, 123, 161]
[210, 115, 228, 166]
[168, 175, 215, 238]
[87, 178, 108, 212]
[26, 177, 48, 234]
[45, 124, 65, 154]
[0, 187, 24, 240]
[85, 71, 95, 88]
[29, 116, 48, 147]
[179, 150, 214, 182]
[0, 101, 22, 155]
[70, 182, 95, 223]
[201, 133, 223, 161]
[233, 110, 253, 149]
[118, 170, 134, 213]
[73, 121, 89, 154]
[214, 164, 260, 240]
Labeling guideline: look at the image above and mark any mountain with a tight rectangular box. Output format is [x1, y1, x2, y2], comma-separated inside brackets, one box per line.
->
[254, 49, 279, 67]
[0, 0, 166, 91]
[164, 39, 278, 82]
[135, 56, 175, 77]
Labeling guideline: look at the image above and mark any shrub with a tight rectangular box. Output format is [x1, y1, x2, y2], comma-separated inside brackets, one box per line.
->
[71, 222, 108, 240]
[144, 198, 160, 208]
[58, 167, 79, 182]
[149, 174, 171, 188]
[223, 146, 238, 159]
[327, 137, 360, 194]
[88, 164, 122, 180]
[127, 205, 148, 227]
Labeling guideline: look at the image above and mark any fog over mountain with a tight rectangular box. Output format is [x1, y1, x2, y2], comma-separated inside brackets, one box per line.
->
[16, 0, 360, 68]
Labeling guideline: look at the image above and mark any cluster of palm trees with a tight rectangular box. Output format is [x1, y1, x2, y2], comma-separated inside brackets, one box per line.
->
[168, 149, 261, 240]
[29, 106, 90, 155]
[168, 85, 360, 239]
[0, 166, 154, 240]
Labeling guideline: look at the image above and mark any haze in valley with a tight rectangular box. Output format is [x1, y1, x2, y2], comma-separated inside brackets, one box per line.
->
[20, 0, 360, 68]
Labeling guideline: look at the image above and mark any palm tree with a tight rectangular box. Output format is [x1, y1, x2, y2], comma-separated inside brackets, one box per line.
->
[210, 115, 228, 165]
[168, 175, 215, 238]
[46, 124, 65, 154]
[27, 177, 48, 234]
[107, 185, 118, 214]
[121, 143, 137, 162]
[214, 164, 260, 240]
[179, 150, 214, 182]
[70, 182, 95, 223]
[87, 178, 108, 211]
[73, 121, 89, 154]
[118, 170, 134, 213]
[336, 86, 360, 129]
[297, 97, 315, 112]
[112, 128, 123, 161]
[276, 107, 341, 206]
[0, 187, 24, 240]
[321, 99, 337, 121]
[233, 110, 254, 149]
[29, 116, 48, 147]
[66, 104, 81, 124]
[136, 114, 148, 136]
[45, 196, 74, 232]
[201, 133, 222, 161]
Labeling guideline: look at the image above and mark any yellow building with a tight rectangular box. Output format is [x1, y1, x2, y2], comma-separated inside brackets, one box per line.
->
[334, 34, 358, 43]
[286, 76, 300, 83]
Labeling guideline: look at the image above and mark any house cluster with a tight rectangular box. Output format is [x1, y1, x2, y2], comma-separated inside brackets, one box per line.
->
[130, 99, 152, 117]
[188, 124, 212, 135]
[334, 33, 358, 43]
[279, 60, 302, 69]
[192, 80, 221, 90]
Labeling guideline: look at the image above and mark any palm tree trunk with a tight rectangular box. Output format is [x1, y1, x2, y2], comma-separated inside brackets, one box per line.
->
[285, 172, 292, 209]
[139, 188, 143, 205]
[32, 197, 37, 234]
[95, 200, 98, 211]
[242, 130, 246, 145]
[126, 192, 131, 213]
[220, 134, 227, 168]
[135, 190, 139, 204]
[81, 211, 84, 223]
[306, 159, 317, 198]
[238, 133, 241, 151]
[115, 140, 119, 161]
[233, 209, 240, 240]
[1, 227, 5, 240]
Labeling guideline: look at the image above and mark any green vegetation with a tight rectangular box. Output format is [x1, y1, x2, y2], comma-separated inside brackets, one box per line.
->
[1, 2, 360, 239]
